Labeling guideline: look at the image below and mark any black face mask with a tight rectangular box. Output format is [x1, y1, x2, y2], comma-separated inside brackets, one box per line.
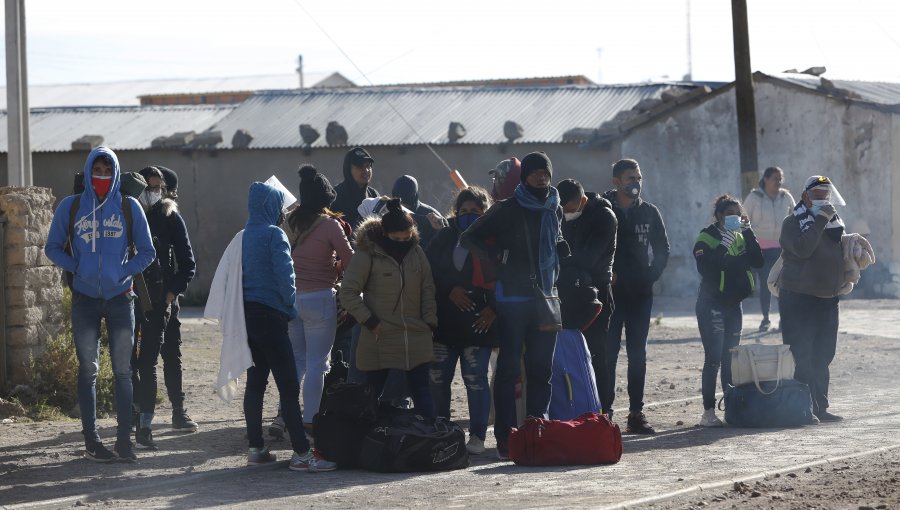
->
[525, 184, 549, 200]
[385, 238, 415, 251]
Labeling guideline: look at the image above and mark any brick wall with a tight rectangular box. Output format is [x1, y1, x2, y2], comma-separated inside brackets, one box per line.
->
[0, 187, 65, 386]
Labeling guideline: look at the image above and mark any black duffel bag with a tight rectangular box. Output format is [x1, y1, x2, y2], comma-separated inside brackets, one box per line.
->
[358, 414, 469, 473]
[312, 411, 371, 469]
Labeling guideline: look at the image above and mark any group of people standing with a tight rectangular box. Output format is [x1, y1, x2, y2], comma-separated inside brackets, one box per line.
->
[45, 144, 857, 467]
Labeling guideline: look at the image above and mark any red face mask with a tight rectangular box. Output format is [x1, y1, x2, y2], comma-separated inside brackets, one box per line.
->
[92, 176, 112, 199]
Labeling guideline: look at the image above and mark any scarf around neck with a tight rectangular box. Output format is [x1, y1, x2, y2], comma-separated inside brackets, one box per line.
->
[514, 183, 561, 292]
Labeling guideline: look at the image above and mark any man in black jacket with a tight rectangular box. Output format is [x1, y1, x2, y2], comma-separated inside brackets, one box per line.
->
[601, 158, 670, 434]
[131, 166, 197, 449]
[331, 147, 380, 229]
[557, 179, 617, 415]
[156, 166, 199, 433]
[461, 151, 569, 460]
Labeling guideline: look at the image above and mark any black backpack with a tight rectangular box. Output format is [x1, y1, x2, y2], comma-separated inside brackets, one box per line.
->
[358, 414, 469, 473]
[312, 382, 378, 470]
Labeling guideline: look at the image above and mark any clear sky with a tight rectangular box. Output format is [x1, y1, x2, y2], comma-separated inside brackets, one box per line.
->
[6, 0, 900, 86]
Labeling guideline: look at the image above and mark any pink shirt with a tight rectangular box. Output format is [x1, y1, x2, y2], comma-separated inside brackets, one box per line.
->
[291, 218, 354, 292]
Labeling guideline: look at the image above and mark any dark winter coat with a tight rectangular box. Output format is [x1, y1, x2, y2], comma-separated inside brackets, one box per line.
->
[141, 198, 196, 304]
[426, 220, 498, 349]
[560, 192, 617, 287]
[602, 190, 670, 297]
[460, 198, 569, 298]
[331, 153, 380, 229]
[693, 224, 764, 304]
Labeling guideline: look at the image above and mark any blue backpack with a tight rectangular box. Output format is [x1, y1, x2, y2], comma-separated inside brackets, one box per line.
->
[550, 329, 602, 420]
[722, 379, 816, 427]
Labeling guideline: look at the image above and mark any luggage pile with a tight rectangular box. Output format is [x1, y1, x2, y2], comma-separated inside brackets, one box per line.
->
[720, 344, 817, 427]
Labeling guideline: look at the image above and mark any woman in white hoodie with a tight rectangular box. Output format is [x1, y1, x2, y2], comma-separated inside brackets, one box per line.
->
[743, 167, 795, 332]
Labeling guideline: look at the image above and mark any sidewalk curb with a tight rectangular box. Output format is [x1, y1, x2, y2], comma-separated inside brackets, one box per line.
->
[1, 460, 289, 510]
[599, 443, 900, 510]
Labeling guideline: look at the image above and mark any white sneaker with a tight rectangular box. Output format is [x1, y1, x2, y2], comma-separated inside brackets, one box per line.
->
[698, 409, 724, 427]
[466, 436, 485, 455]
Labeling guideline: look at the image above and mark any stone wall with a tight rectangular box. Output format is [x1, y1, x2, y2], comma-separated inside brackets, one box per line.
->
[0, 187, 65, 386]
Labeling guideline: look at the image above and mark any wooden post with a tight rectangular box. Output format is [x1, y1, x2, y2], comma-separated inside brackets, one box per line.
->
[731, 0, 758, 198]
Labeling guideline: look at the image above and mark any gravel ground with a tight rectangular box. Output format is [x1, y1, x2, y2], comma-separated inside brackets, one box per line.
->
[1, 298, 898, 509]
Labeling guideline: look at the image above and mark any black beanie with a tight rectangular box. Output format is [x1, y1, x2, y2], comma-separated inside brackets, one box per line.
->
[298, 164, 336, 211]
[520, 152, 553, 183]
[381, 198, 415, 234]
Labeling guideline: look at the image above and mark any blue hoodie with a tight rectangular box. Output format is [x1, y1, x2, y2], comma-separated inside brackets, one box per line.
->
[45, 147, 156, 299]
[241, 182, 298, 320]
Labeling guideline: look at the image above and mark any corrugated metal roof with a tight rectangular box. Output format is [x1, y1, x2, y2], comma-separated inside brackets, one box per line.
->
[211, 83, 695, 148]
[764, 73, 900, 108]
[0, 72, 350, 108]
[0, 104, 236, 153]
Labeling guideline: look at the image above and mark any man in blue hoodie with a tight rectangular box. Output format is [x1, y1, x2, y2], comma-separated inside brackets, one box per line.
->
[45, 147, 156, 462]
[241, 181, 337, 472]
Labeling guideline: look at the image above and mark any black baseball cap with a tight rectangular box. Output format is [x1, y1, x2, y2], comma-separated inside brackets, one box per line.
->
[347, 147, 375, 167]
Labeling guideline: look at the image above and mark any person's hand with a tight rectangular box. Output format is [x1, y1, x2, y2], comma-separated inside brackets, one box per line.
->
[473, 307, 496, 334]
[372, 324, 381, 338]
[816, 204, 836, 220]
[449, 286, 476, 311]
[740, 215, 752, 231]
[165, 292, 176, 305]
[427, 212, 447, 231]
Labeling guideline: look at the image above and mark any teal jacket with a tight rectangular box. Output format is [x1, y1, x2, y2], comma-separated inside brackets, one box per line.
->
[693, 224, 764, 304]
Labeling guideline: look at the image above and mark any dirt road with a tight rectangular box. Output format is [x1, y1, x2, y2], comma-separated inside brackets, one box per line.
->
[1, 298, 898, 509]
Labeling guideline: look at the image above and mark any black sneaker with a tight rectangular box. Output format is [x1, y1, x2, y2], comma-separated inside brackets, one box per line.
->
[84, 441, 116, 463]
[496, 440, 510, 461]
[136, 428, 159, 451]
[114, 441, 138, 463]
[172, 409, 199, 433]
[759, 319, 771, 332]
[625, 411, 656, 435]
[815, 410, 844, 422]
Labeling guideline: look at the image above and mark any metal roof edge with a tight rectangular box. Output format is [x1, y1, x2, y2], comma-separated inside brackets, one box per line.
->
[246, 82, 701, 98]
[755, 72, 900, 114]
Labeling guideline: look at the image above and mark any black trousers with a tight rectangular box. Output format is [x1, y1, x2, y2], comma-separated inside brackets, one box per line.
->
[779, 289, 839, 413]
[583, 284, 614, 413]
[132, 302, 171, 416]
[160, 298, 185, 409]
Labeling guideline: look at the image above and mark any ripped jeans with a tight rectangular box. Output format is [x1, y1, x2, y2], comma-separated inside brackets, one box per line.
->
[429, 343, 492, 441]
[696, 291, 743, 410]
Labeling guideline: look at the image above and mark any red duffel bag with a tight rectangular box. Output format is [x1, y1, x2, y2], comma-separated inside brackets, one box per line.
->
[508, 412, 622, 466]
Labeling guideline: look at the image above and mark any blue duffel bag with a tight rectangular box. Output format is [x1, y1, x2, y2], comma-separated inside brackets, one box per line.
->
[721, 379, 816, 427]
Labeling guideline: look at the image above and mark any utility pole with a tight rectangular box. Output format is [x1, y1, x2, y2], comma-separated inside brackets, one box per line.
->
[5, 0, 32, 187]
[684, 0, 693, 81]
[731, 0, 757, 198]
[296, 54, 304, 89]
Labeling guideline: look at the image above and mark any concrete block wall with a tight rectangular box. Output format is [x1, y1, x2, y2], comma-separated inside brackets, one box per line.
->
[0, 187, 65, 386]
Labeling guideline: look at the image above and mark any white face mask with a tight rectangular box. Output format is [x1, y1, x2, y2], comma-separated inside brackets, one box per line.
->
[139, 190, 162, 209]
[564, 211, 583, 221]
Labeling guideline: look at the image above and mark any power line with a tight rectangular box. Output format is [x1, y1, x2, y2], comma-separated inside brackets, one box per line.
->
[288, 0, 454, 173]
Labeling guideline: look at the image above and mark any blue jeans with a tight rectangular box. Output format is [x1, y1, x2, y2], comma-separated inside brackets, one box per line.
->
[607, 290, 653, 413]
[289, 289, 337, 424]
[696, 291, 743, 410]
[71, 291, 135, 444]
[367, 364, 434, 418]
[430, 343, 492, 440]
[494, 300, 557, 443]
[243, 302, 310, 454]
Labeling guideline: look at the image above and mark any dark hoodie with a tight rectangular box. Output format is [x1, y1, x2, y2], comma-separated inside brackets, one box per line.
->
[392, 175, 442, 248]
[331, 152, 380, 229]
[602, 189, 670, 295]
[560, 192, 617, 287]
[45, 147, 156, 299]
[141, 198, 196, 303]
[241, 182, 297, 320]
[693, 224, 764, 304]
